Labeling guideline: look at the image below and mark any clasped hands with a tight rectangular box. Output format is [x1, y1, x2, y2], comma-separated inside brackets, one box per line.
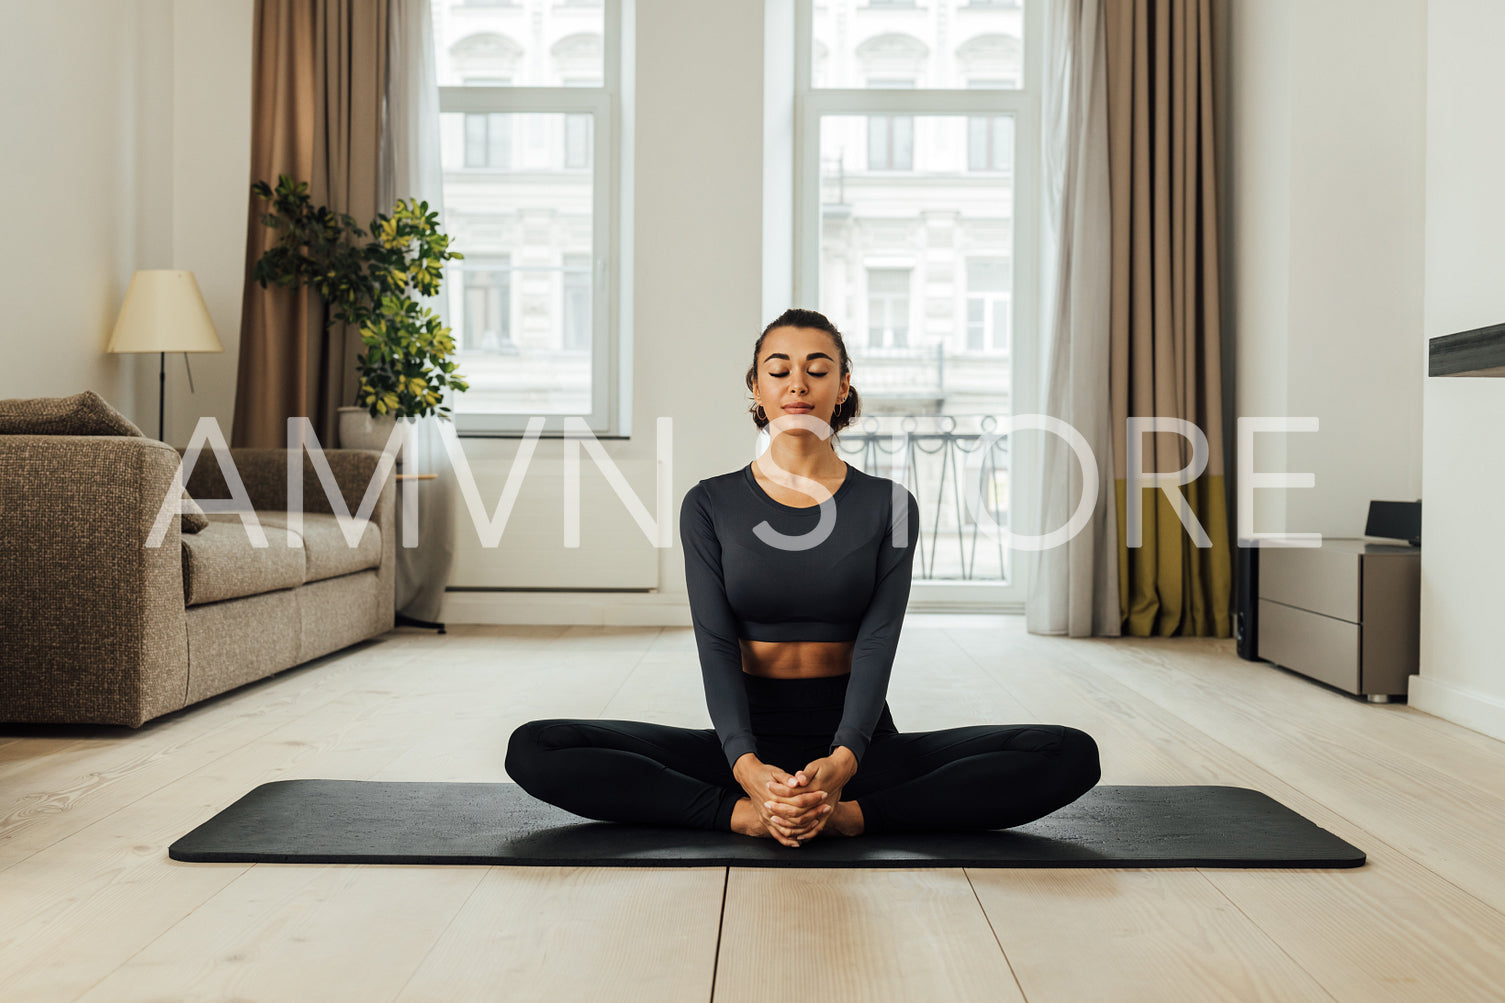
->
[735, 749, 857, 847]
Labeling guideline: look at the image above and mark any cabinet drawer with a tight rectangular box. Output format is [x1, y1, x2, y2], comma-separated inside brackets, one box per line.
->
[1256, 599, 1361, 694]
[1257, 546, 1360, 622]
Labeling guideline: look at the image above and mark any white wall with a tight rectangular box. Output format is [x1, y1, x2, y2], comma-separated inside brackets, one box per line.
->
[1411, 0, 1505, 741]
[1230, 0, 1426, 541]
[164, 1, 254, 447]
[0, 0, 149, 414]
[0, 0, 251, 441]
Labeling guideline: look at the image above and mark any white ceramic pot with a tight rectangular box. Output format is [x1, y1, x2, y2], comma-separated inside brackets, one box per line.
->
[337, 406, 410, 456]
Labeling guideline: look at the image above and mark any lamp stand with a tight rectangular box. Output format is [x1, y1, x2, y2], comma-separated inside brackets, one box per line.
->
[157, 351, 166, 441]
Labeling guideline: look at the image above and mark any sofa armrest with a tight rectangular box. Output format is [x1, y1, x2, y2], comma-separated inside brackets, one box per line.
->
[0, 434, 190, 725]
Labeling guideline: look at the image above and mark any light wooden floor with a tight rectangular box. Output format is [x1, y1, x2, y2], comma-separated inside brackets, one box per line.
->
[3, 615, 1505, 1002]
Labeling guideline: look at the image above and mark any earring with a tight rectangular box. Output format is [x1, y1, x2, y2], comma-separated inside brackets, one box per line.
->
[755, 402, 765, 420]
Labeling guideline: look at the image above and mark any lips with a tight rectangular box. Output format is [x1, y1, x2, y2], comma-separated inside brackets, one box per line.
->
[782, 404, 812, 412]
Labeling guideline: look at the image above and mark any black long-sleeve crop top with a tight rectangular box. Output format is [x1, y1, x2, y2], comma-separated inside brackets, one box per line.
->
[679, 460, 921, 772]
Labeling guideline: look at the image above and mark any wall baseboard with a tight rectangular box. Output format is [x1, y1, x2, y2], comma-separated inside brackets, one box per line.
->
[436, 592, 1024, 627]
[1408, 673, 1505, 744]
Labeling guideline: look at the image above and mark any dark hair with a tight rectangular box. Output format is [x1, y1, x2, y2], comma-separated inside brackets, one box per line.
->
[744, 308, 862, 437]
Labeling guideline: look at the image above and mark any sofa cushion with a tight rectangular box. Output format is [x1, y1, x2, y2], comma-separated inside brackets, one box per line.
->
[0, 390, 145, 437]
[255, 512, 383, 583]
[181, 519, 305, 606]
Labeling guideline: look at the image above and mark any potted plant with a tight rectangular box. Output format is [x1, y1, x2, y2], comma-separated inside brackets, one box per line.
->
[249, 174, 469, 452]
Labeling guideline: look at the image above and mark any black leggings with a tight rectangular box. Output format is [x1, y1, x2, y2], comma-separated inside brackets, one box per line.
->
[505, 672, 1101, 835]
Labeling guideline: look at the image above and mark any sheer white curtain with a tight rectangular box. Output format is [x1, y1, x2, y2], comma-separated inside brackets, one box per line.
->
[1026, 0, 1120, 636]
[381, 0, 457, 624]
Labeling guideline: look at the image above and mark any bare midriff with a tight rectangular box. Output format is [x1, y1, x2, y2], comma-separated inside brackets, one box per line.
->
[739, 638, 855, 679]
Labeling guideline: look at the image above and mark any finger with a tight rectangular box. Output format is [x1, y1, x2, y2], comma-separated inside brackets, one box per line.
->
[767, 775, 828, 799]
[775, 790, 827, 811]
[768, 796, 828, 818]
[776, 795, 836, 819]
[767, 779, 809, 799]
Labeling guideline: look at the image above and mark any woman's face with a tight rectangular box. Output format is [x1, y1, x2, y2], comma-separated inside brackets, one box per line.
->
[753, 325, 851, 434]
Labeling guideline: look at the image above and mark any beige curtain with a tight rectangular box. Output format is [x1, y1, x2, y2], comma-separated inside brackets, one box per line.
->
[233, 0, 390, 449]
[382, 0, 458, 626]
[1027, 0, 1119, 637]
[1105, 0, 1231, 636]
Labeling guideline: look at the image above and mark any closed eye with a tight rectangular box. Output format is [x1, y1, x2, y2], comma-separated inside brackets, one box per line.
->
[770, 372, 828, 377]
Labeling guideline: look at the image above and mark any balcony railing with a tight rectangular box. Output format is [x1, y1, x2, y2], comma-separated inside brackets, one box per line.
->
[833, 414, 1013, 582]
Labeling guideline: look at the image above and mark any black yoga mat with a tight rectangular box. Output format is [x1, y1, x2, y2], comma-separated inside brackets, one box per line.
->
[168, 780, 1364, 868]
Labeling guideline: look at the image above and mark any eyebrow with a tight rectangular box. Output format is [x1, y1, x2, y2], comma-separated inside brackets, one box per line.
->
[763, 352, 834, 364]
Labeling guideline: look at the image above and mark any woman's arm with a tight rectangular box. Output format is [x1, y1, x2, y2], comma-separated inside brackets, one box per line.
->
[829, 484, 921, 769]
[680, 482, 759, 772]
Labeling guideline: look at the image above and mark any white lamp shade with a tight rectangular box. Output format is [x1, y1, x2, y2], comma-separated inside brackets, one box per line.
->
[106, 270, 224, 354]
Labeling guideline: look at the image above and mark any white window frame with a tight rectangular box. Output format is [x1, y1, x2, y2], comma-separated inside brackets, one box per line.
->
[438, 0, 625, 437]
[793, 0, 1040, 606]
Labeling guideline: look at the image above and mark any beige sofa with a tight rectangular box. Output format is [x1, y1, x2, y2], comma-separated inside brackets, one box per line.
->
[0, 392, 395, 727]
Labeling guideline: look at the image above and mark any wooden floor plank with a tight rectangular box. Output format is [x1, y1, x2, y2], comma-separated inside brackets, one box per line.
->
[76, 865, 487, 1003]
[395, 867, 724, 1003]
[970, 870, 1332, 1003]
[715, 868, 1024, 1003]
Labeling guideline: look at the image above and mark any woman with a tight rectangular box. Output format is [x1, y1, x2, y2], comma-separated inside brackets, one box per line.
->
[505, 309, 1101, 846]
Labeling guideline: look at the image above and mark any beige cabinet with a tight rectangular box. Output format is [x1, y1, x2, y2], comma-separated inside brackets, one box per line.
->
[1256, 538, 1420, 702]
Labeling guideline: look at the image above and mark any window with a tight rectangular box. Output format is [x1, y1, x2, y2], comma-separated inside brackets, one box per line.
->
[865, 79, 914, 170]
[965, 257, 1010, 352]
[562, 254, 591, 351]
[867, 116, 913, 170]
[967, 110, 1013, 171]
[564, 113, 591, 168]
[462, 259, 514, 353]
[867, 269, 911, 348]
[432, 0, 621, 434]
[957, 35, 1022, 88]
[463, 112, 512, 167]
[798, 0, 1037, 592]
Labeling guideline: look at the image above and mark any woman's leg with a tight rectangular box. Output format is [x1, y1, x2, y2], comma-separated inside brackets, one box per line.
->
[841, 725, 1101, 834]
[505, 719, 744, 831]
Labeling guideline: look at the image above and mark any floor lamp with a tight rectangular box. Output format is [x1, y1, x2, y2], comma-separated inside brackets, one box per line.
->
[106, 270, 224, 441]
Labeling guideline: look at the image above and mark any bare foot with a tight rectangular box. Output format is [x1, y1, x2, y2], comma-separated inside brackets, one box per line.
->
[730, 797, 772, 838]
[823, 800, 865, 837]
